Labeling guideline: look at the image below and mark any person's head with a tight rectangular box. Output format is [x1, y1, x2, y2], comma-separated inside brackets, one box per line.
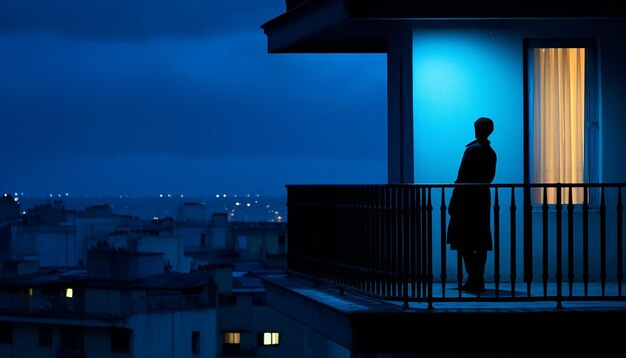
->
[474, 117, 494, 140]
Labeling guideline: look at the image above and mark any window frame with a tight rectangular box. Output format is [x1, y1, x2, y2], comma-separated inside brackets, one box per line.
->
[524, 38, 599, 206]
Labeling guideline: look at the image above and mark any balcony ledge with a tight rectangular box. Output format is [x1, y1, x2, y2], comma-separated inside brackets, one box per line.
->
[260, 273, 626, 355]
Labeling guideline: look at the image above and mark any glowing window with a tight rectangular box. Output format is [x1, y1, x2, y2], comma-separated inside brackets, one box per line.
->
[532, 47, 588, 204]
[224, 332, 240, 344]
[65, 288, 73, 298]
[262, 332, 279, 346]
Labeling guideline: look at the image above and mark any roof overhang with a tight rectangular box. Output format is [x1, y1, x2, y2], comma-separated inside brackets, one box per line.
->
[261, 0, 626, 53]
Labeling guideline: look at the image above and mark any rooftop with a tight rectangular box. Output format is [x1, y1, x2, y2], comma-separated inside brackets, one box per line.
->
[262, 0, 626, 53]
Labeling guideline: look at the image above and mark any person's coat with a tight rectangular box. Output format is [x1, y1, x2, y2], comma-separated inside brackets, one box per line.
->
[447, 138, 497, 251]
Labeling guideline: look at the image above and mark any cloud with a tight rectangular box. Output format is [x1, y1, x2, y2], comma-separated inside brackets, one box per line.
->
[0, 0, 283, 40]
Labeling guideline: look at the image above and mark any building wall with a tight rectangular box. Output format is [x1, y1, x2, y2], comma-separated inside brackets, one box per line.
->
[217, 293, 339, 358]
[412, 18, 626, 184]
[132, 235, 191, 273]
[410, 19, 626, 281]
[0, 322, 134, 358]
[1, 322, 53, 358]
[127, 310, 216, 358]
[17, 224, 78, 267]
[83, 326, 132, 358]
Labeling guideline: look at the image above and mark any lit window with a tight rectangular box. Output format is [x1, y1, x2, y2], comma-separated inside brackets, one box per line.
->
[224, 332, 240, 344]
[262, 332, 279, 346]
[65, 288, 73, 298]
[532, 47, 586, 204]
[27, 288, 33, 296]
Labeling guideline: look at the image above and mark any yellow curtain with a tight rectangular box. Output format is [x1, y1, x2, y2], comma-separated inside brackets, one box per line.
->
[533, 48, 585, 204]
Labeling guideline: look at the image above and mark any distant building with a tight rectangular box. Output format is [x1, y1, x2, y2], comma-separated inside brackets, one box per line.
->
[0, 248, 218, 358]
[0, 197, 294, 356]
[0, 194, 20, 222]
[177, 202, 207, 223]
[215, 262, 341, 358]
[183, 213, 287, 271]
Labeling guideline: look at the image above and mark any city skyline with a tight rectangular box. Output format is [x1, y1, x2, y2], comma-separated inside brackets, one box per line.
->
[0, 0, 387, 197]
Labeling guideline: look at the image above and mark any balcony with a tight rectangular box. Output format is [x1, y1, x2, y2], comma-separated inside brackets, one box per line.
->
[258, 183, 626, 355]
[284, 183, 625, 308]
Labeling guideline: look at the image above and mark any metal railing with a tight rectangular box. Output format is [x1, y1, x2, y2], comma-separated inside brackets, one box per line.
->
[286, 183, 625, 309]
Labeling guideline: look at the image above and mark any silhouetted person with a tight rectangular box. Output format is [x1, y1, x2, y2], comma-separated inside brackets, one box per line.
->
[447, 117, 497, 293]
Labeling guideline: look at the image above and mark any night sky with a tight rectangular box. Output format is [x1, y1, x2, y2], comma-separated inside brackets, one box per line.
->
[0, 0, 387, 197]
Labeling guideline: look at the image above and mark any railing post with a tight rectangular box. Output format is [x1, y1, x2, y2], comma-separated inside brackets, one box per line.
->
[567, 186, 574, 296]
[600, 186, 607, 296]
[618, 187, 623, 296]
[523, 184, 533, 292]
[556, 184, 563, 309]
[493, 187, 501, 296]
[542, 186, 549, 297]
[440, 187, 447, 298]
[510, 187, 517, 297]
[402, 185, 410, 308]
[427, 187, 433, 309]
[583, 186, 590, 295]
[421, 187, 428, 296]
[413, 186, 421, 298]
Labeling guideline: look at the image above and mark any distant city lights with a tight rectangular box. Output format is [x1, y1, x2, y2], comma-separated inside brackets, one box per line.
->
[7, 191, 285, 222]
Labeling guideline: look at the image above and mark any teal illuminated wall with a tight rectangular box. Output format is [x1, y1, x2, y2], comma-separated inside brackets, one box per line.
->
[412, 24, 522, 185]
[410, 20, 626, 282]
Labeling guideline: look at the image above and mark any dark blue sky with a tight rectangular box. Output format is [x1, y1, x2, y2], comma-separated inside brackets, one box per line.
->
[0, 0, 387, 197]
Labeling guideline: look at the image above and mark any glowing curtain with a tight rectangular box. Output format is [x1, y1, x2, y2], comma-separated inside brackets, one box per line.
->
[533, 48, 585, 204]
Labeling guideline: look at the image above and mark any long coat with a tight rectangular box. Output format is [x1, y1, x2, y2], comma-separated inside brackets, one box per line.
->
[447, 138, 497, 252]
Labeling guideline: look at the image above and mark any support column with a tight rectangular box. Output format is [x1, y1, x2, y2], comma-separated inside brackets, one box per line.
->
[387, 23, 414, 184]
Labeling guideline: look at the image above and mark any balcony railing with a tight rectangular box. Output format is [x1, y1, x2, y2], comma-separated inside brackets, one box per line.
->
[286, 183, 625, 309]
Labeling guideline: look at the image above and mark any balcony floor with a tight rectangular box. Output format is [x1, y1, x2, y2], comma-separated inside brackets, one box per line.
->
[260, 273, 626, 356]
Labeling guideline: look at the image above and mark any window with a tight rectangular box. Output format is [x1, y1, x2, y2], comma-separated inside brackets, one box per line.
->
[110, 327, 131, 352]
[192, 331, 200, 355]
[222, 332, 241, 355]
[527, 40, 597, 204]
[0, 323, 12, 344]
[223, 332, 240, 344]
[38, 326, 53, 347]
[260, 332, 279, 346]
